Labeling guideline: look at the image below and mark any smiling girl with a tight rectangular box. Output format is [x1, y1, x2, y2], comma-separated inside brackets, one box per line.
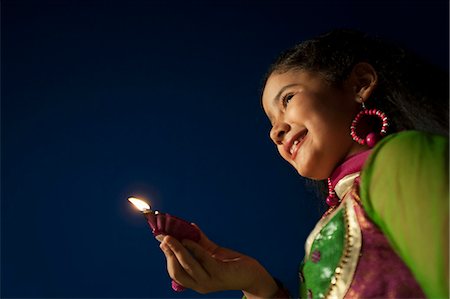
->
[159, 29, 448, 299]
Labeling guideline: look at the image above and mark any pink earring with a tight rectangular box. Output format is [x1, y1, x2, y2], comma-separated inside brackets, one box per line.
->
[326, 99, 390, 209]
[350, 99, 389, 148]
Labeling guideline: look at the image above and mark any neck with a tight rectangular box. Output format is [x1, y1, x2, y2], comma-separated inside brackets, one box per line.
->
[329, 150, 372, 188]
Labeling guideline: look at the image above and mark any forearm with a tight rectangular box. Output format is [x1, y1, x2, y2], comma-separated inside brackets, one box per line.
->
[242, 276, 289, 299]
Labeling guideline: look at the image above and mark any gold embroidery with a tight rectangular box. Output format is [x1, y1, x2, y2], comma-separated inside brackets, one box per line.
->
[324, 197, 362, 299]
[303, 172, 363, 299]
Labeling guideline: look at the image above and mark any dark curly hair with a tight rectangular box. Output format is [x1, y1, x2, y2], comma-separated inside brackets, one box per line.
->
[264, 29, 448, 136]
[263, 29, 449, 200]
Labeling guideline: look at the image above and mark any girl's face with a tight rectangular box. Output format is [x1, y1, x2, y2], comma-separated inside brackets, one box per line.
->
[262, 69, 368, 180]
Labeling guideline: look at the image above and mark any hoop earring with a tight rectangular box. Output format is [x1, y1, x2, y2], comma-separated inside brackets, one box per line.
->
[350, 101, 389, 148]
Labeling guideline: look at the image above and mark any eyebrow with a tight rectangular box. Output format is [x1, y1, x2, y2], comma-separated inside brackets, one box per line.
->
[272, 83, 302, 105]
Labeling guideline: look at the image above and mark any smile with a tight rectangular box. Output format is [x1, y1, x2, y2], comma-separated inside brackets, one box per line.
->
[288, 130, 308, 159]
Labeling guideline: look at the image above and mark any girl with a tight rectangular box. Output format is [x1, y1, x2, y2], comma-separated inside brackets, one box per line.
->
[159, 29, 449, 299]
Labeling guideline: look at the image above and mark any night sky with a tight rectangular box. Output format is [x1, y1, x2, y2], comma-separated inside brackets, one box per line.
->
[2, 0, 448, 298]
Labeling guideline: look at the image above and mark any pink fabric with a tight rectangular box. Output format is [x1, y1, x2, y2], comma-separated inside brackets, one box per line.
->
[145, 212, 201, 242]
[343, 190, 426, 298]
[171, 280, 186, 292]
[329, 150, 372, 189]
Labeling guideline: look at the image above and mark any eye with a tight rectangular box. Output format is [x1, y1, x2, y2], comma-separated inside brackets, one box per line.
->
[281, 93, 294, 108]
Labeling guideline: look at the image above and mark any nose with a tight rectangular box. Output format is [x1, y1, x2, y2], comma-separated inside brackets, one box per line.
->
[270, 122, 290, 145]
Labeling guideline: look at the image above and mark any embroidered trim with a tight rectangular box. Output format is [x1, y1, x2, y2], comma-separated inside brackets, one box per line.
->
[304, 202, 344, 258]
[334, 173, 360, 199]
[305, 172, 360, 257]
[325, 196, 362, 299]
[303, 171, 363, 299]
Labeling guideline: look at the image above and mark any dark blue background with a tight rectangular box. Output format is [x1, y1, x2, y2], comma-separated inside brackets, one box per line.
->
[2, 0, 448, 298]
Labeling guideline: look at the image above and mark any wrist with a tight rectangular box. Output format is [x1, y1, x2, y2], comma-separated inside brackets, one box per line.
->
[242, 273, 278, 299]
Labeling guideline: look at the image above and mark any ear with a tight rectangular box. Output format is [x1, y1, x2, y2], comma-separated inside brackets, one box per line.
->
[349, 62, 378, 102]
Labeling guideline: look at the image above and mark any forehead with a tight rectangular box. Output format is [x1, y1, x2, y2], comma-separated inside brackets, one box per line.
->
[262, 70, 308, 110]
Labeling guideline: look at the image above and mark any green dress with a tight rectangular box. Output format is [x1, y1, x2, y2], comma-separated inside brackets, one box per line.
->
[360, 131, 448, 298]
[299, 131, 448, 299]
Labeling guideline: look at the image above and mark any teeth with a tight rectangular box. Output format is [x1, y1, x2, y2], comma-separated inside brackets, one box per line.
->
[290, 140, 300, 155]
[289, 132, 307, 155]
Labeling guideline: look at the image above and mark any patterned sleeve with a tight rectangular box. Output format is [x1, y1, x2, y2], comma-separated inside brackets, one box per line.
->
[360, 131, 449, 299]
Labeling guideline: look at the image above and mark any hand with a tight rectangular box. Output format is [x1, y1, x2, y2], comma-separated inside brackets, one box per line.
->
[159, 225, 278, 298]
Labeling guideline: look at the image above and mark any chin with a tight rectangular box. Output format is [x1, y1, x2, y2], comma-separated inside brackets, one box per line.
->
[294, 161, 331, 181]
[298, 171, 327, 181]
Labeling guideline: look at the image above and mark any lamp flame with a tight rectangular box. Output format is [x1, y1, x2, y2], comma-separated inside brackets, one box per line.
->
[128, 197, 151, 212]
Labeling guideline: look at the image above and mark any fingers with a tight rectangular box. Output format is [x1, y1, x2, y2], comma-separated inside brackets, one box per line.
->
[160, 239, 196, 288]
[160, 236, 210, 285]
[159, 234, 264, 294]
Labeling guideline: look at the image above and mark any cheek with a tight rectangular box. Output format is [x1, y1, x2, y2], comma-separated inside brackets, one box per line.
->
[307, 100, 352, 143]
[296, 122, 353, 179]
[295, 138, 324, 175]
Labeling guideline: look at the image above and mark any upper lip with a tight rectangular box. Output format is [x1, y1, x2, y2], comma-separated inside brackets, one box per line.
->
[283, 129, 308, 158]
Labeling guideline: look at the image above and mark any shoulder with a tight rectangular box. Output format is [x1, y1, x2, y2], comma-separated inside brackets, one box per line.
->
[366, 130, 448, 165]
[360, 130, 448, 207]
[359, 130, 449, 235]
[359, 131, 449, 298]
[360, 129, 448, 210]
[361, 130, 448, 186]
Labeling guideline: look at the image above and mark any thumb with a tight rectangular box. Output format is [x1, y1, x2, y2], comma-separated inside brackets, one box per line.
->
[190, 223, 241, 262]
[191, 223, 220, 254]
